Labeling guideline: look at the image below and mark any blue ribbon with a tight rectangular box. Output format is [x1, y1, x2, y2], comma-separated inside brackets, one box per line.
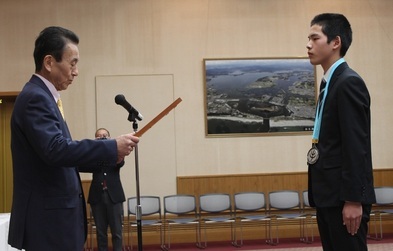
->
[312, 58, 345, 143]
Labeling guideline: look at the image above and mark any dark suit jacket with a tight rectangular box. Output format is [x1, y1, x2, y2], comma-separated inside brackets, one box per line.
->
[8, 75, 119, 251]
[308, 62, 376, 208]
[83, 160, 126, 205]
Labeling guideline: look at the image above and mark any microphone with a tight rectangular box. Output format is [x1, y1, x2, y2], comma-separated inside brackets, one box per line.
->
[114, 94, 143, 121]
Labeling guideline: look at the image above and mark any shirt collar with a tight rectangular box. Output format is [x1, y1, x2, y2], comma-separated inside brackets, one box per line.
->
[34, 73, 61, 102]
[323, 58, 345, 82]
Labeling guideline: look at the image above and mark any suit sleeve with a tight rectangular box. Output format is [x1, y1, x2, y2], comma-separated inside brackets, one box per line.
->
[337, 75, 371, 202]
[19, 90, 118, 168]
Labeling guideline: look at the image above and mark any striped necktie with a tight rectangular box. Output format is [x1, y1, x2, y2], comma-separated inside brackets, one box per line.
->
[319, 78, 326, 93]
[57, 98, 65, 120]
[317, 79, 326, 112]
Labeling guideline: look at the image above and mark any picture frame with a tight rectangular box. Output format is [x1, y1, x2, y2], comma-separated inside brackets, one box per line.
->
[204, 57, 317, 137]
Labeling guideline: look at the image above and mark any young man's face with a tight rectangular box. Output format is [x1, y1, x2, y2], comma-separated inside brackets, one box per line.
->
[307, 24, 338, 71]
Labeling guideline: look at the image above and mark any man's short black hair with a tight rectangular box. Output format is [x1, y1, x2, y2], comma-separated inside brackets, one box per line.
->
[311, 13, 352, 57]
[34, 26, 79, 72]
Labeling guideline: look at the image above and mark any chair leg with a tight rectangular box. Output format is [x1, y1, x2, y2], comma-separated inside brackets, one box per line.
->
[301, 216, 314, 244]
[266, 219, 273, 245]
[305, 217, 315, 244]
[161, 222, 168, 251]
[368, 213, 383, 240]
[266, 218, 279, 246]
[231, 220, 243, 247]
[300, 217, 305, 243]
[265, 220, 270, 244]
[378, 213, 383, 240]
[129, 225, 133, 251]
[196, 221, 207, 249]
[195, 222, 201, 248]
[230, 220, 235, 247]
[159, 223, 166, 251]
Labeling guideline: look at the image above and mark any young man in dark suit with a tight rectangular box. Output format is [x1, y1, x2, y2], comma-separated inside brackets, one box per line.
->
[306, 13, 375, 251]
[8, 26, 139, 251]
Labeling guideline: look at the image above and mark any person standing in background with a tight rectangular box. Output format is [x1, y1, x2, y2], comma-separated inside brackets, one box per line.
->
[85, 128, 126, 251]
[8, 26, 139, 251]
[306, 13, 375, 251]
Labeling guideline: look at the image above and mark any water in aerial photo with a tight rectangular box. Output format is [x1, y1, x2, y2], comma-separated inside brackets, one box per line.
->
[204, 58, 316, 135]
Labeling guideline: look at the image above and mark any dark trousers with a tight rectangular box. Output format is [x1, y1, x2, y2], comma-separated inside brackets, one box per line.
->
[316, 204, 371, 251]
[91, 191, 123, 251]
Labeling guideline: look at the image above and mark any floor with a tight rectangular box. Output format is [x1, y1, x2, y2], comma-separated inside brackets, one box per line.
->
[85, 234, 393, 251]
[131, 236, 393, 251]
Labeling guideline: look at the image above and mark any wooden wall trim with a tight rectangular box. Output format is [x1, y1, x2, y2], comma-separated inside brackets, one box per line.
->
[177, 169, 393, 198]
[0, 92, 19, 97]
[177, 172, 307, 199]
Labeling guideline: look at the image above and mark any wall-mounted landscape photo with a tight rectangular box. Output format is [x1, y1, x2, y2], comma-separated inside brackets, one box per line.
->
[204, 57, 317, 137]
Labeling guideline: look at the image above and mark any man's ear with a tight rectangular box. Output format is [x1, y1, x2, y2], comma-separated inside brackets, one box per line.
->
[332, 36, 341, 50]
[43, 55, 53, 72]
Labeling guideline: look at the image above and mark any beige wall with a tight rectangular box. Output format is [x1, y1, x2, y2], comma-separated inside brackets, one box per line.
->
[1, 0, 392, 199]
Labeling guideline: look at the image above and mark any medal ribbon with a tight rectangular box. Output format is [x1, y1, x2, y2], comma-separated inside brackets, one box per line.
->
[312, 58, 345, 143]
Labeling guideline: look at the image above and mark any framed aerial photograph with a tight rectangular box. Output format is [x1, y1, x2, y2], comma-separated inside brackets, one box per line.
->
[204, 57, 317, 137]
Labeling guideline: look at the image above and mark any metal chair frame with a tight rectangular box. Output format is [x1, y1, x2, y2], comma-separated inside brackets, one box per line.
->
[267, 190, 306, 245]
[232, 192, 270, 247]
[161, 194, 200, 250]
[198, 193, 235, 248]
[301, 190, 315, 244]
[369, 186, 393, 240]
[127, 196, 163, 250]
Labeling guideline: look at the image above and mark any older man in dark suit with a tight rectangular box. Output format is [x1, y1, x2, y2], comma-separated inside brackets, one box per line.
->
[83, 128, 127, 251]
[306, 13, 375, 251]
[8, 26, 139, 251]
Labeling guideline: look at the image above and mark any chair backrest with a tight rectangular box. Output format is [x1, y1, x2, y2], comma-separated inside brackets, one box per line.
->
[199, 193, 231, 213]
[268, 190, 301, 210]
[302, 190, 310, 208]
[128, 196, 161, 216]
[374, 187, 393, 205]
[164, 194, 197, 215]
[234, 192, 266, 211]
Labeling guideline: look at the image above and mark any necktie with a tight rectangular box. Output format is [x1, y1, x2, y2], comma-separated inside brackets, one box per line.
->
[317, 79, 326, 112]
[319, 78, 326, 96]
[318, 78, 326, 103]
[57, 98, 65, 120]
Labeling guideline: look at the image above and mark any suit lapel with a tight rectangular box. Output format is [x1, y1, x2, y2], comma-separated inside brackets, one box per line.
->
[29, 75, 72, 138]
[327, 62, 348, 90]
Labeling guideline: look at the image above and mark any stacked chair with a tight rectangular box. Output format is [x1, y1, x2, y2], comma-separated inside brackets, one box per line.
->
[112, 189, 320, 250]
[161, 194, 200, 250]
[127, 196, 162, 250]
[232, 192, 270, 246]
[369, 186, 393, 240]
[301, 190, 316, 243]
[267, 190, 306, 245]
[197, 193, 235, 248]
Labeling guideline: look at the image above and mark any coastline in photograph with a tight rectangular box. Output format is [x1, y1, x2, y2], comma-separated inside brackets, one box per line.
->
[205, 58, 316, 135]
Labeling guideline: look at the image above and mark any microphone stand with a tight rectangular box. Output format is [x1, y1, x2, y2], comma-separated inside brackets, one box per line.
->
[119, 97, 181, 251]
[128, 113, 143, 251]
